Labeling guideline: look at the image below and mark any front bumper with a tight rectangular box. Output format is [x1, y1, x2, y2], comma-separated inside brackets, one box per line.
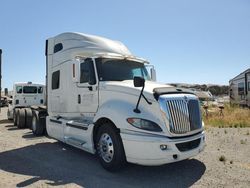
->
[120, 130, 205, 166]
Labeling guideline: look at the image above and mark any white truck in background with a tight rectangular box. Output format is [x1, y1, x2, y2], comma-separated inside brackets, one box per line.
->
[7, 82, 45, 128]
[27, 32, 205, 171]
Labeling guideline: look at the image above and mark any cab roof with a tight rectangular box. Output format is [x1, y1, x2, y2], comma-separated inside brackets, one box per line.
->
[47, 32, 149, 65]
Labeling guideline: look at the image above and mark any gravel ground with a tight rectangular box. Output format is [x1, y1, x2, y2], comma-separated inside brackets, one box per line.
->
[0, 107, 250, 188]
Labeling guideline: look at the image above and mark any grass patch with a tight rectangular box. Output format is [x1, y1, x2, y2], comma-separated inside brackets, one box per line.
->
[240, 139, 247, 144]
[203, 103, 250, 128]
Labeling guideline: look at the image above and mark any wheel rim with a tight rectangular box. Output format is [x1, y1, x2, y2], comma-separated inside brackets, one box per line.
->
[98, 133, 114, 163]
[32, 116, 37, 132]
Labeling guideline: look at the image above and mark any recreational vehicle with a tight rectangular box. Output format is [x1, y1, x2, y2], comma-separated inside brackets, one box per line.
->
[229, 69, 250, 107]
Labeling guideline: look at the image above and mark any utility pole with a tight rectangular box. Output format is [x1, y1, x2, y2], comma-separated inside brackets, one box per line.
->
[0, 49, 2, 112]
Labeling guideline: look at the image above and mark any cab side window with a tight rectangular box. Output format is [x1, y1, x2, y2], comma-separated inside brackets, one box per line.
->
[38, 86, 43, 93]
[80, 59, 96, 85]
[16, 86, 22, 93]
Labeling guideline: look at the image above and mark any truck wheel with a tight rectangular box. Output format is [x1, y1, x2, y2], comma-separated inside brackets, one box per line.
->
[17, 108, 26, 129]
[13, 109, 18, 126]
[96, 123, 126, 171]
[32, 111, 44, 136]
[25, 108, 33, 129]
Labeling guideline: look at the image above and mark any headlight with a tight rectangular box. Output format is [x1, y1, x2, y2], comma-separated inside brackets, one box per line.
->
[127, 118, 162, 132]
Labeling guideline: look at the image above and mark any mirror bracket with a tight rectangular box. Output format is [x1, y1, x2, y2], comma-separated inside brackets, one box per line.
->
[133, 77, 152, 113]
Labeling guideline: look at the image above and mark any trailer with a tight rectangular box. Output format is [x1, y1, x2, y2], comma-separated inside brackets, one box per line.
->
[27, 32, 205, 171]
[229, 69, 250, 107]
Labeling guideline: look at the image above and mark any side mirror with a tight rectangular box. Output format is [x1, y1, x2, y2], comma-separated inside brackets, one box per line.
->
[150, 67, 156, 82]
[72, 60, 80, 83]
[134, 76, 145, 87]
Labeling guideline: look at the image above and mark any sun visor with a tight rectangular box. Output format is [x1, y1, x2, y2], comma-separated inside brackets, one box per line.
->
[153, 87, 195, 100]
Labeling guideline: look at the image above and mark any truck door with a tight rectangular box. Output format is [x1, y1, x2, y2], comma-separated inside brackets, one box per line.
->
[77, 58, 98, 113]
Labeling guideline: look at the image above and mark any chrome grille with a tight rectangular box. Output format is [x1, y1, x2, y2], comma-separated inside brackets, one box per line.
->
[165, 99, 202, 134]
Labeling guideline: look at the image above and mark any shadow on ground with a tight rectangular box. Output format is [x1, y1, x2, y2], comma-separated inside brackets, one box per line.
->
[0, 119, 12, 124]
[7, 127, 20, 131]
[22, 132, 45, 140]
[5, 125, 14, 128]
[0, 141, 206, 187]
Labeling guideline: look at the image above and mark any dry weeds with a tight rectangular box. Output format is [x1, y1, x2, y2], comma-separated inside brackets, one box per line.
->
[203, 103, 250, 128]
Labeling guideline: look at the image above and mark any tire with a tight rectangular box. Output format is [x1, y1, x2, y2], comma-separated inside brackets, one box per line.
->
[17, 108, 26, 129]
[25, 108, 33, 129]
[13, 108, 18, 126]
[31, 111, 44, 136]
[96, 123, 126, 171]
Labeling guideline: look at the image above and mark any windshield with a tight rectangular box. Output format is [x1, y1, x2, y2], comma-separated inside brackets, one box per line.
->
[15, 86, 43, 94]
[96, 58, 150, 81]
[23, 86, 38, 94]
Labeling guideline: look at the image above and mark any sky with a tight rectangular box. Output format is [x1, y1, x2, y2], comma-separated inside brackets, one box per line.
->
[0, 0, 249, 90]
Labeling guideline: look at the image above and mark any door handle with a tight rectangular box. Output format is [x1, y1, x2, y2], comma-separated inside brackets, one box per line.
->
[78, 94, 81, 104]
[88, 86, 93, 91]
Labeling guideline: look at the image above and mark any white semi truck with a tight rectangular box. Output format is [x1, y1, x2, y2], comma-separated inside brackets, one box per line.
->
[28, 32, 205, 171]
[7, 82, 45, 128]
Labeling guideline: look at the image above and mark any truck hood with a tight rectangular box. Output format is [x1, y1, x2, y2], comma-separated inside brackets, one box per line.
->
[100, 80, 196, 101]
[100, 80, 173, 100]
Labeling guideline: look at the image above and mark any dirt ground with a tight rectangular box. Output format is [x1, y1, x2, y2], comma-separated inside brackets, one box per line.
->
[0, 107, 249, 188]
